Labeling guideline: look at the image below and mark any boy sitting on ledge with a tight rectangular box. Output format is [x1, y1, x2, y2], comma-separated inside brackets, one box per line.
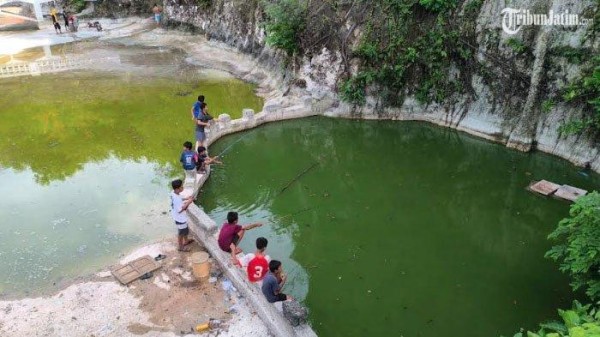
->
[217, 211, 262, 266]
[239, 237, 271, 282]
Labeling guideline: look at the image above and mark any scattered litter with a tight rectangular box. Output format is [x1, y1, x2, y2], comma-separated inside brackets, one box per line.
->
[140, 272, 153, 280]
[208, 277, 217, 283]
[96, 271, 112, 278]
[181, 271, 194, 281]
[154, 254, 167, 261]
[221, 279, 237, 293]
[153, 276, 170, 290]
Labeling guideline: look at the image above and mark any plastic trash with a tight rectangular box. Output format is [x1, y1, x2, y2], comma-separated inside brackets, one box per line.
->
[195, 322, 210, 332]
[221, 279, 236, 293]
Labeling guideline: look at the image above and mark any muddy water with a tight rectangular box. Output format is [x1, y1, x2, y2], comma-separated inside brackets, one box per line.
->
[0, 43, 263, 297]
[202, 117, 600, 337]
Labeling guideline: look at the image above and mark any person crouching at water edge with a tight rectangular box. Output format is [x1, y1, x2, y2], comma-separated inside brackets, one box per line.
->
[217, 211, 262, 266]
[262, 260, 294, 303]
[196, 146, 222, 174]
[170, 179, 194, 252]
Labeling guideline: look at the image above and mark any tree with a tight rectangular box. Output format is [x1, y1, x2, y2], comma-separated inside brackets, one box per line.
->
[546, 192, 600, 300]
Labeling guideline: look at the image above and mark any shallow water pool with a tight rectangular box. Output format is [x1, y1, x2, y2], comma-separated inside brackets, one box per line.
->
[0, 43, 263, 297]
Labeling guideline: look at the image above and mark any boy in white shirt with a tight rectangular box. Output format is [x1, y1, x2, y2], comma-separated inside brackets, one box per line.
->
[170, 179, 194, 252]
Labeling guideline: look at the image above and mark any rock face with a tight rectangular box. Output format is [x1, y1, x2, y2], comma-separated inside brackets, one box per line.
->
[165, 0, 599, 171]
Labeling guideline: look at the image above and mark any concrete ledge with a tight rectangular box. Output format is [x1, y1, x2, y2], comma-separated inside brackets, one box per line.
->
[183, 105, 318, 337]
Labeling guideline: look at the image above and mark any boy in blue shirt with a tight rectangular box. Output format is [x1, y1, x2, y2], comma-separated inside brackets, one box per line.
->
[180, 141, 197, 179]
[191, 95, 205, 120]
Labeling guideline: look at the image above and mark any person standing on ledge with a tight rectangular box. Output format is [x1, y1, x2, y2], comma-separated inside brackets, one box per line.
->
[170, 179, 194, 252]
[191, 95, 205, 120]
[152, 4, 163, 27]
[262, 260, 294, 303]
[217, 211, 262, 266]
[62, 11, 69, 32]
[195, 102, 212, 149]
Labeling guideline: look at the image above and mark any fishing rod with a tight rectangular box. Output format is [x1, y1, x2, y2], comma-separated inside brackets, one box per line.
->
[277, 162, 319, 196]
[214, 133, 251, 158]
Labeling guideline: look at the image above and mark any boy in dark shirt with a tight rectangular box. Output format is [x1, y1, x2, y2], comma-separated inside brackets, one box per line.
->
[261, 260, 294, 303]
[196, 146, 222, 173]
[217, 212, 262, 266]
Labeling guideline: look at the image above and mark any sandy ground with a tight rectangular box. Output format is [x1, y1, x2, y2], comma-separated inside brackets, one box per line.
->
[0, 240, 271, 337]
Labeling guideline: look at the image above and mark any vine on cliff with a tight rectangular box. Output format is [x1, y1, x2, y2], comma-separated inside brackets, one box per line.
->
[339, 0, 481, 107]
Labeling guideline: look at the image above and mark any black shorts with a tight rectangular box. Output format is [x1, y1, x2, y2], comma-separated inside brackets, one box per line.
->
[274, 293, 287, 302]
[224, 234, 240, 253]
[177, 226, 189, 236]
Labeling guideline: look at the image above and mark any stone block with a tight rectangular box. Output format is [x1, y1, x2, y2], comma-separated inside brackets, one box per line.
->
[264, 104, 282, 113]
[218, 113, 231, 123]
[242, 109, 255, 119]
[282, 301, 308, 327]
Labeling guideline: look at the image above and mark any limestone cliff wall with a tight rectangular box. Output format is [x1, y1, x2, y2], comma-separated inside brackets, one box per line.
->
[164, 0, 599, 172]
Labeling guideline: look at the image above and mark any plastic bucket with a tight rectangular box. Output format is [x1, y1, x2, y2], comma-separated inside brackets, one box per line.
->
[191, 251, 210, 281]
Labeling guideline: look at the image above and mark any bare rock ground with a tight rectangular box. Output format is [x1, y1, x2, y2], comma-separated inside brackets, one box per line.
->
[0, 240, 271, 337]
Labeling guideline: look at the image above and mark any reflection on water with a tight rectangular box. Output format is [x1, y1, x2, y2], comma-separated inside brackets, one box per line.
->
[202, 117, 600, 337]
[0, 42, 264, 298]
[0, 157, 169, 297]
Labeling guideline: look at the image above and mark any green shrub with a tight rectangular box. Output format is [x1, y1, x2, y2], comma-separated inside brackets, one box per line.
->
[419, 0, 457, 12]
[542, 100, 555, 113]
[508, 301, 600, 337]
[464, 0, 483, 16]
[263, 0, 307, 56]
[559, 56, 600, 135]
[339, 72, 377, 106]
[506, 37, 527, 54]
[546, 192, 600, 301]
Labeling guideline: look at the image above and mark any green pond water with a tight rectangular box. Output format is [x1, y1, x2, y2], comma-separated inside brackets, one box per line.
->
[0, 43, 263, 297]
[201, 117, 600, 337]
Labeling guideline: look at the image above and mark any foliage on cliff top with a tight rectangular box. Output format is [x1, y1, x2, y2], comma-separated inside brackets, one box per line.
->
[546, 191, 600, 301]
[263, 0, 307, 56]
